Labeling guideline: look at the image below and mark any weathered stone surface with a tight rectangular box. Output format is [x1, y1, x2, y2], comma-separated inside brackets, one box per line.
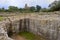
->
[0, 18, 13, 40]
[0, 13, 60, 40]
[0, 25, 13, 40]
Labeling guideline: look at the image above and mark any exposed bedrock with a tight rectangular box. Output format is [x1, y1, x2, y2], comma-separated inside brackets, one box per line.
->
[0, 14, 60, 40]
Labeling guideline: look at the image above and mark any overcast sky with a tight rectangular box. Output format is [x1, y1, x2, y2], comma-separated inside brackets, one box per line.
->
[0, 0, 55, 9]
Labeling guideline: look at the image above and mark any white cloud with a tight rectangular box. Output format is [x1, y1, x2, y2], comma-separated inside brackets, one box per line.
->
[0, 0, 6, 4]
[46, 0, 55, 4]
[0, 0, 55, 8]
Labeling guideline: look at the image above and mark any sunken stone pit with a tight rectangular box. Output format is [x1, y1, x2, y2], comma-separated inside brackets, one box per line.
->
[0, 13, 60, 40]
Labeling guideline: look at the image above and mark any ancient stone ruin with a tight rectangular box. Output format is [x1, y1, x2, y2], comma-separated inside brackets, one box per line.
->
[0, 13, 60, 40]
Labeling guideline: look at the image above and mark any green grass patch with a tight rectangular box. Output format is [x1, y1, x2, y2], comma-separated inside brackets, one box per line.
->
[0, 17, 4, 21]
[19, 31, 46, 40]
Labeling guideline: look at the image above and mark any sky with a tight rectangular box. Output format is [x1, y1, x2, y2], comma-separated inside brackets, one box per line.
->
[0, 0, 55, 9]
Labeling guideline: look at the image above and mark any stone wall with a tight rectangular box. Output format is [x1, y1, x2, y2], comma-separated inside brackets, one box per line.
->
[29, 19, 60, 40]
[0, 14, 60, 40]
[0, 19, 13, 40]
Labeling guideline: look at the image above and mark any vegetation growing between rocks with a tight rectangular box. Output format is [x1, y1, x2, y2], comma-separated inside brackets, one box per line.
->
[0, 16, 3, 21]
[19, 31, 46, 40]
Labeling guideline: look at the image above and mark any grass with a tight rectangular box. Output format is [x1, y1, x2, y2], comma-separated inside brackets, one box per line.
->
[0, 16, 4, 21]
[19, 31, 46, 40]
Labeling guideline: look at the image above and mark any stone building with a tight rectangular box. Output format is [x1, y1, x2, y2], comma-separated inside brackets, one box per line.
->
[24, 4, 30, 9]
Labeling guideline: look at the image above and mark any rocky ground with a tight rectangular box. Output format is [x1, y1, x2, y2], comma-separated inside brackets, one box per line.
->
[11, 34, 26, 40]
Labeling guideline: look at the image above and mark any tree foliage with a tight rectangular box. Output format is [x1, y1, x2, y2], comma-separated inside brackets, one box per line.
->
[40, 8, 50, 12]
[1, 1, 60, 12]
[30, 6, 35, 12]
[8, 6, 19, 12]
[0, 5, 42, 12]
[36, 5, 41, 12]
[49, 0, 60, 11]
[0, 7, 5, 12]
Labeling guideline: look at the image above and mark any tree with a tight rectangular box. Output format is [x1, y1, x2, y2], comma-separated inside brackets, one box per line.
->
[40, 8, 50, 12]
[30, 6, 35, 12]
[19, 8, 24, 12]
[36, 5, 41, 12]
[0, 7, 5, 12]
[49, 0, 60, 11]
[8, 6, 19, 12]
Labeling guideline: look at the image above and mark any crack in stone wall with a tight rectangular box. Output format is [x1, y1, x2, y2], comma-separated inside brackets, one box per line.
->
[29, 19, 60, 40]
[0, 19, 13, 40]
[0, 14, 60, 40]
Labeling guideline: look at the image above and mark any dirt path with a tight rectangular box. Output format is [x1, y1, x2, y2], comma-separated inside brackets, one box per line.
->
[11, 34, 27, 40]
